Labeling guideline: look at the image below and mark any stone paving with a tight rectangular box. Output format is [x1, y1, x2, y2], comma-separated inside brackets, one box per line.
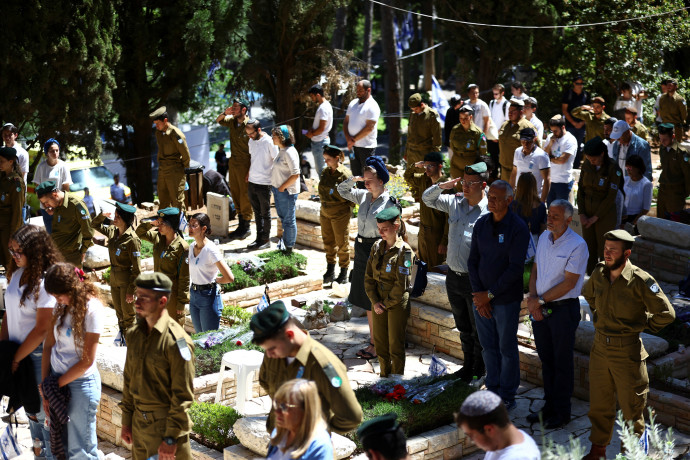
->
[5, 213, 690, 459]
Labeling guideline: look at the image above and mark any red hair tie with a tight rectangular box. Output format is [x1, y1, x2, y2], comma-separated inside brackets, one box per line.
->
[74, 267, 86, 281]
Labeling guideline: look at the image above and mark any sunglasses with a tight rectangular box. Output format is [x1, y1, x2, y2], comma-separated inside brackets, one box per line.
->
[272, 400, 301, 413]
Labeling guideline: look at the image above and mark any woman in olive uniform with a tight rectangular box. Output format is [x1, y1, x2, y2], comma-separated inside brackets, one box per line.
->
[577, 137, 624, 274]
[318, 145, 353, 285]
[0, 147, 26, 269]
[91, 202, 141, 345]
[338, 156, 396, 360]
[136, 207, 190, 325]
[364, 207, 415, 377]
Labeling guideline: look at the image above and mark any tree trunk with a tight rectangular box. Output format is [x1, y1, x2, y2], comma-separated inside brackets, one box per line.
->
[380, 4, 402, 164]
[421, 1, 435, 91]
[125, 119, 155, 203]
[331, 7, 348, 50]
[362, 1, 373, 80]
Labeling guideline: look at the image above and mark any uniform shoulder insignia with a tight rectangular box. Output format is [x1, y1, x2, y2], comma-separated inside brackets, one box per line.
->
[322, 363, 342, 388]
[645, 277, 660, 294]
[176, 337, 192, 361]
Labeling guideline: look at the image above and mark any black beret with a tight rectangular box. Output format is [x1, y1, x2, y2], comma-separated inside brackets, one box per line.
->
[357, 413, 400, 444]
[0, 147, 17, 161]
[424, 151, 443, 164]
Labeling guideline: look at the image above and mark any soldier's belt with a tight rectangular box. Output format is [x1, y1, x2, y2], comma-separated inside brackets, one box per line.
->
[595, 331, 640, 347]
[136, 407, 169, 421]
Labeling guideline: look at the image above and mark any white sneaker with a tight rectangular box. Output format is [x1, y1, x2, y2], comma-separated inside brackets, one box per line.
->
[10, 407, 29, 424]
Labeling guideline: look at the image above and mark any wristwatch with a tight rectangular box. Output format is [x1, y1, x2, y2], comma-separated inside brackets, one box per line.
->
[538, 296, 546, 306]
[487, 291, 494, 300]
[163, 437, 175, 446]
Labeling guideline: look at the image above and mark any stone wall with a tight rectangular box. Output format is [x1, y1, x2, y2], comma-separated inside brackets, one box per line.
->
[630, 216, 690, 284]
[406, 424, 479, 460]
[221, 274, 322, 309]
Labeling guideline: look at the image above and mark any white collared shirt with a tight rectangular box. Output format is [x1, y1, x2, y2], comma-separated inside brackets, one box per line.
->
[535, 227, 588, 300]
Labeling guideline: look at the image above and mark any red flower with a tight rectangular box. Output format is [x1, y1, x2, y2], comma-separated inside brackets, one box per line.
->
[236, 340, 243, 346]
[383, 385, 406, 402]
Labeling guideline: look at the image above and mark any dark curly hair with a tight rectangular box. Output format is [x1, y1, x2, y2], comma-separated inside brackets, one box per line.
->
[44, 263, 101, 358]
[7, 225, 63, 306]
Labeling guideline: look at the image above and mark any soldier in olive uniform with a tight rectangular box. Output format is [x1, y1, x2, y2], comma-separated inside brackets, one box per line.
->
[0, 147, 25, 268]
[217, 98, 253, 239]
[251, 301, 363, 434]
[365, 207, 415, 377]
[658, 78, 687, 141]
[120, 273, 195, 460]
[91, 202, 142, 345]
[657, 123, 690, 219]
[409, 151, 450, 268]
[403, 93, 442, 188]
[571, 96, 610, 143]
[576, 137, 624, 274]
[318, 145, 353, 285]
[624, 107, 648, 141]
[498, 99, 537, 182]
[581, 230, 675, 460]
[449, 105, 487, 180]
[150, 107, 191, 210]
[36, 180, 94, 268]
[136, 207, 190, 325]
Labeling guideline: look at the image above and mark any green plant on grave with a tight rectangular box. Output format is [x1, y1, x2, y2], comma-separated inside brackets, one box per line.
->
[386, 175, 410, 201]
[224, 264, 260, 291]
[192, 324, 264, 377]
[221, 304, 252, 324]
[399, 199, 412, 208]
[102, 267, 111, 283]
[140, 239, 154, 259]
[189, 402, 242, 448]
[301, 300, 334, 314]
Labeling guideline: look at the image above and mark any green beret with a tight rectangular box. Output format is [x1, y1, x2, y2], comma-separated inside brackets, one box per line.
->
[233, 98, 250, 109]
[36, 180, 58, 197]
[149, 106, 167, 120]
[408, 93, 422, 108]
[583, 136, 607, 156]
[658, 123, 675, 135]
[324, 145, 343, 155]
[157, 207, 181, 229]
[604, 229, 635, 244]
[357, 413, 400, 444]
[0, 147, 17, 161]
[250, 301, 290, 342]
[116, 202, 137, 215]
[135, 272, 173, 292]
[158, 207, 180, 218]
[424, 151, 443, 164]
[465, 162, 487, 175]
[375, 206, 401, 222]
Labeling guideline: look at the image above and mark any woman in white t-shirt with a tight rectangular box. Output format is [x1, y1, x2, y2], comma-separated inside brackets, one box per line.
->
[271, 125, 301, 253]
[42, 263, 104, 460]
[622, 155, 652, 229]
[188, 213, 234, 332]
[0, 225, 62, 458]
[32, 138, 72, 233]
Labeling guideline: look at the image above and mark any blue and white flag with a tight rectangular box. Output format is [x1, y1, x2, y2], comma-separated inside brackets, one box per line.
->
[431, 75, 449, 125]
[257, 292, 270, 312]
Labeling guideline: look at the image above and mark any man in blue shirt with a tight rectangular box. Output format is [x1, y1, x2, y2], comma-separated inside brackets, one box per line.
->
[468, 180, 529, 410]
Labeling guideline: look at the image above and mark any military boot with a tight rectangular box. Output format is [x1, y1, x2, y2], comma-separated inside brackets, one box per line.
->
[335, 268, 348, 284]
[323, 264, 336, 284]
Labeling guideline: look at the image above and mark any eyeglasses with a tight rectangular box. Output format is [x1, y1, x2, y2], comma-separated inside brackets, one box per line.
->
[460, 180, 483, 187]
[272, 400, 301, 413]
[8, 247, 23, 258]
[574, 82, 584, 86]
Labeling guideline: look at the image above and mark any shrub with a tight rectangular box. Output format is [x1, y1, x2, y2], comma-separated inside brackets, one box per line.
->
[140, 240, 154, 259]
[220, 250, 307, 293]
[102, 267, 111, 283]
[386, 175, 410, 201]
[189, 402, 242, 449]
[225, 264, 260, 291]
[221, 304, 252, 323]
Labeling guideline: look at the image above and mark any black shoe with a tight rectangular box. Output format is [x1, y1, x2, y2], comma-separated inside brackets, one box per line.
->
[283, 247, 293, 255]
[335, 268, 348, 284]
[229, 218, 251, 240]
[526, 411, 543, 424]
[452, 365, 475, 383]
[247, 240, 266, 250]
[323, 264, 336, 284]
[544, 414, 569, 429]
[256, 240, 270, 250]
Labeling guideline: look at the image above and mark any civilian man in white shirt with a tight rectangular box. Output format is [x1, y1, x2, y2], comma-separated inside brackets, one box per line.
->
[110, 174, 128, 203]
[525, 199, 588, 429]
[510, 128, 550, 203]
[1, 123, 28, 184]
[246, 119, 278, 250]
[523, 97, 544, 141]
[543, 115, 577, 206]
[465, 84, 491, 133]
[488, 84, 510, 181]
[344, 79, 381, 178]
[305, 84, 334, 174]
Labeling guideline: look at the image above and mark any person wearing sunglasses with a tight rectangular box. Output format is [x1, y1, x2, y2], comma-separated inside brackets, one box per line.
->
[267, 379, 333, 460]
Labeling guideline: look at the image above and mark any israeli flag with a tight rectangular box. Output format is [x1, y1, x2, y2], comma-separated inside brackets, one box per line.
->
[429, 354, 447, 376]
[431, 75, 449, 125]
[257, 293, 270, 312]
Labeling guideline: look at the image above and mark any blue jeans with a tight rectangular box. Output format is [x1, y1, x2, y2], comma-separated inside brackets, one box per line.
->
[40, 209, 53, 234]
[311, 138, 329, 174]
[65, 372, 101, 460]
[547, 180, 574, 207]
[190, 285, 223, 333]
[29, 348, 53, 460]
[272, 187, 298, 248]
[474, 301, 521, 403]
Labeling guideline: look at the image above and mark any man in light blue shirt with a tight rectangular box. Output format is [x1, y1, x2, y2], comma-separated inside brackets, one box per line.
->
[423, 161, 489, 383]
[525, 199, 588, 429]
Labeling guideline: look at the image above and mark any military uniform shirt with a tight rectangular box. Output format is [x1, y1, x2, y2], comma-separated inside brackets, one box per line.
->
[52, 192, 95, 256]
[423, 186, 489, 273]
[498, 118, 537, 168]
[408, 174, 450, 245]
[658, 92, 687, 125]
[582, 262, 675, 339]
[120, 313, 195, 438]
[258, 334, 363, 434]
[219, 116, 250, 164]
[364, 238, 415, 310]
[630, 122, 649, 141]
[318, 164, 352, 213]
[659, 142, 690, 192]
[449, 122, 487, 168]
[576, 160, 623, 219]
[91, 214, 142, 295]
[0, 172, 25, 233]
[136, 222, 190, 310]
[337, 177, 395, 238]
[406, 106, 442, 154]
[570, 107, 610, 143]
[155, 125, 191, 173]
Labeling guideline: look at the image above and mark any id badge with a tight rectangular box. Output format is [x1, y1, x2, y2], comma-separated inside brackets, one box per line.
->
[498, 234, 504, 243]
[329, 188, 334, 195]
[385, 264, 392, 273]
[598, 178, 605, 186]
[115, 248, 121, 256]
[160, 251, 166, 258]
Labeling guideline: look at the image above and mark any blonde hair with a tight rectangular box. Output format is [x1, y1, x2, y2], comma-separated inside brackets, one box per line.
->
[270, 379, 328, 459]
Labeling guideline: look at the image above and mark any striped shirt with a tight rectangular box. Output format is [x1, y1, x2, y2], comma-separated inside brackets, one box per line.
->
[535, 227, 588, 300]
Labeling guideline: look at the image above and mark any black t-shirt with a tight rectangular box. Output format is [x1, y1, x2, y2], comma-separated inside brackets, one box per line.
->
[215, 149, 228, 165]
[444, 107, 461, 146]
[561, 88, 591, 129]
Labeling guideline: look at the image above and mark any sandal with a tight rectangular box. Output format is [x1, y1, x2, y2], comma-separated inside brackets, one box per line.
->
[359, 351, 376, 360]
[356, 342, 374, 357]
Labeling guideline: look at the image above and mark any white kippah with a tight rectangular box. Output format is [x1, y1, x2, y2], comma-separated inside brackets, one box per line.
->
[460, 390, 502, 416]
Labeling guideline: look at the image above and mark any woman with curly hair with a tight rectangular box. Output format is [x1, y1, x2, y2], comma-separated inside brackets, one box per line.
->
[41, 262, 104, 460]
[0, 225, 62, 458]
[271, 125, 301, 254]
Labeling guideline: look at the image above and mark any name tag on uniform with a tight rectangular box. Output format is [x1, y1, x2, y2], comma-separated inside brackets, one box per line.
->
[176, 338, 192, 361]
[498, 234, 505, 243]
[0, 194, 4, 201]
[598, 178, 605, 186]
[115, 248, 121, 256]
[160, 251, 166, 258]
[466, 141, 471, 149]
[464, 230, 472, 238]
[58, 215, 61, 223]
[296, 366, 304, 378]
[133, 252, 140, 257]
[329, 188, 334, 195]
[399, 266, 410, 275]
[385, 264, 392, 273]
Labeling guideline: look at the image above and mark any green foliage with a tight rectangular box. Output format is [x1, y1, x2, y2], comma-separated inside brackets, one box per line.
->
[221, 250, 307, 293]
[189, 402, 242, 448]
[0, 0, 119, 160]
[226, 264, 261, 291]
[386, 175, 411, 201]
[192, 324, 264, 377]
[102, 267, 111, 284]
[352, 204, 359, 218]
[221, 305, 253, 323]
[140, 240, 154, 259]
